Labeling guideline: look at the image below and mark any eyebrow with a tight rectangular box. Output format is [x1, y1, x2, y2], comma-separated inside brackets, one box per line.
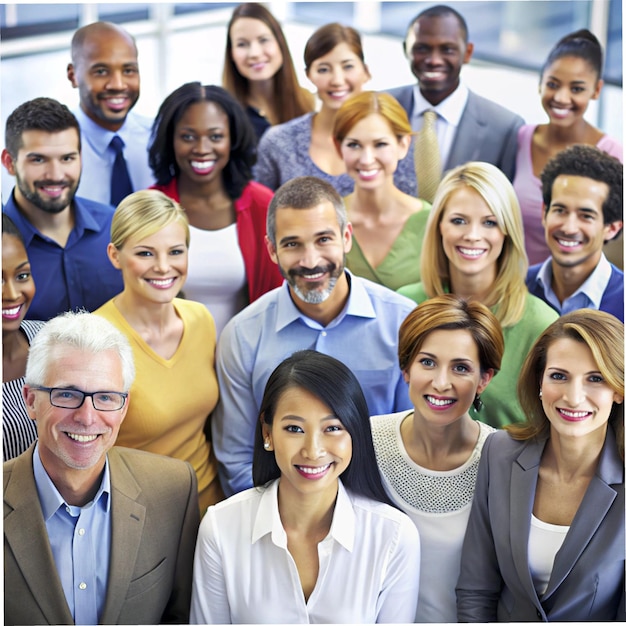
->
[550, 202, 599, 215]
[279, 414, 338, 422]
[15, 261, 31, 270]
[546, 366, 602, 376]
[418, 351, 474, 364]
[278, 229, 336, 246]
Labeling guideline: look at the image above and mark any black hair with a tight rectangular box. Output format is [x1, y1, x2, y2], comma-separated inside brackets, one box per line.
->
[541, 144, 623, 227]
[407, 4, 469, 43]
[5, 97, 81, 157]
[148, 82, 257, 200]
[2, 213, 25, 246]
[541, 29, 603, 80]
[252, 350, 393, 506]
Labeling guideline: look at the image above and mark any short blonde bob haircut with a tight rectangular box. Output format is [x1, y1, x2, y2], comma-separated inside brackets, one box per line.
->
[509, 309, 624, 460]
[110, 189, 190, 250]
[333, 91, 413, 146]
[420, 161, 528, 328]
[398, 294, 504, 376]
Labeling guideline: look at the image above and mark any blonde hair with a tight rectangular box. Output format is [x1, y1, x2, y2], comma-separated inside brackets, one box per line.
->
[333, 91, 413, 144]
[509, 309, 624, 460]
[110, 190, 190, 250]
[420, 162, 529, 327]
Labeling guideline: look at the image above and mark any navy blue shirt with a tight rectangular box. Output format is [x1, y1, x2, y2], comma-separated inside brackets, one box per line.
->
[3, 191, 123, 321]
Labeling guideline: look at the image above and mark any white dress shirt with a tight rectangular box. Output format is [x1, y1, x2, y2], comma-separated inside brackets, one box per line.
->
[410, 82, 469, 169]
[190, 479, 421, 624]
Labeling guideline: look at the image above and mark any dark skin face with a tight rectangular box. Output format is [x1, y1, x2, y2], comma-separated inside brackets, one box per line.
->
[405, 14, 474, 106]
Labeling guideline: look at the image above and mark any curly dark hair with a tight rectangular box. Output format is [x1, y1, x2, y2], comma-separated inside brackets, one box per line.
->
[541, 144, 623, 226]
[148, 82, 256, 200]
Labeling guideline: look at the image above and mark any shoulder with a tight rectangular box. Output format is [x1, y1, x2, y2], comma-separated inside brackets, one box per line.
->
[238, 180, 274, 205]
[522, 292, 559, 323]
[526, 262, 542, 283]
[260, 114, 312, 145]
[465, 90, 524, 126]
[357, 276, 416, 312]
[397, 281, 426, 304]
[518, 123, 537, 142]
[220, 287, 281, 339]
[21, 319, 45, 342]
[481, 429, 528, 463]
[73, 196, 115, 219]
[597, 134, 623, 161]
[125, 111, 154, 132]
[608, 263, 625, 283]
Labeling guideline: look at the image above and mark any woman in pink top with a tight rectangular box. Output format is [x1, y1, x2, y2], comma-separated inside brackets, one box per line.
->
[513, 29, 622, 266]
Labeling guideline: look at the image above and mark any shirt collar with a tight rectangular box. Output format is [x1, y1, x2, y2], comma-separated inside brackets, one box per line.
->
[33, 443, 112, 520]
[413, 81, 469, 126]
[74, 107, 130, 156]
[274, 270, 376, 332]
[252, 479, 355, 552]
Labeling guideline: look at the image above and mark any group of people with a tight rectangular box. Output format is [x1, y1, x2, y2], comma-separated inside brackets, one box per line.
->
[2, 2, 624, 624]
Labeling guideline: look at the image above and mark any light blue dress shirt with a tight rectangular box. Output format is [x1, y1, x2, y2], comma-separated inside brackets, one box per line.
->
[536, 253, 612, 314]
[74, 108, 155, 205]
[33, 444, 112, 625]
[212, 271, 415, 496]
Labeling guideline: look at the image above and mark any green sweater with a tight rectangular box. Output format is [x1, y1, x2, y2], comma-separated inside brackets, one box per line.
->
[397, 282, 559, 428]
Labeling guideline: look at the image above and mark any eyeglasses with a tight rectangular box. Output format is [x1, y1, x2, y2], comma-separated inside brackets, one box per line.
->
[31, 386, 128, 411]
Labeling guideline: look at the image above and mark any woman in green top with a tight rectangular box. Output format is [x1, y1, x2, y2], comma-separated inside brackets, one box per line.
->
[334, 91, 430, 290]
[399, 162, 558, 428]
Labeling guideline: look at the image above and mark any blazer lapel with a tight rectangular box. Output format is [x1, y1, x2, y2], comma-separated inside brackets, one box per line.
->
[4, 448, 74, 625]
[510, 438, 546, 606]
[446, 92, 486, 169]
[543, 428, 623, 599]
[99, 448, 147, 625]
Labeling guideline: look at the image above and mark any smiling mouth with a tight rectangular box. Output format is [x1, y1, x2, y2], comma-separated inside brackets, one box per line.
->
[190, 160, 216, 175]
[558, 408, 592, 421]
[2, 304, 23, 319]
[66, 432, 99, 443]
[328, 90, 349, 99]
[457, 247, 486, 258]
[556, 238, 583, 249]
[425, 395, 456, 408]
[146, 277, 177, 288]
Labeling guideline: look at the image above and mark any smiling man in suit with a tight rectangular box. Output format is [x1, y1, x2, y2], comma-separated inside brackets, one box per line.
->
[4, 311, 199, 625]
[388, 4, 523, 181]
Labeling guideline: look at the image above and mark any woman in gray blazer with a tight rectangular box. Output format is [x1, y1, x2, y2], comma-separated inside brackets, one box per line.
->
[456, 309, 625, 621]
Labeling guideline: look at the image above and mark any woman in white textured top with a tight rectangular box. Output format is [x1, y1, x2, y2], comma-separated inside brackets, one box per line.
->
[371, 294, 504, 622]
[191, 350, 420, 624]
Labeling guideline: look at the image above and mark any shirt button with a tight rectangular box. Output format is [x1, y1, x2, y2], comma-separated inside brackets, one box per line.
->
[79, 582, 87, 590]
[321, 331, 327, 337]
[78, 528, 85, 536]
[65, 506, 71, 513]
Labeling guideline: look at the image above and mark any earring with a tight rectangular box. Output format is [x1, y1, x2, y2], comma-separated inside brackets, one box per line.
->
[263, 440, 271, 450]
[473, 394, 484, 412]
[539, 389, 543, 399]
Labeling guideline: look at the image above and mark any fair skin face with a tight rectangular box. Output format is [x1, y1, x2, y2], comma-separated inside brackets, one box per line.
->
[2, 233, 36, 383]
[229, 17, 283, 84]
[67, 27, 140, 131]
[306, 42, 370, 112]
[266, 202, 352, 326]
[405, 13, 474, 106]
[540, 56, 602, 129]
[439, 186, 505, 299]
[107, 221, 188, 310]
[401, 328, 492, 470]
[340, 113, 410, 188]
[262, 385, 353, 601]
[1, 129, 81, 238]
[23, 346, 129, 506]
[543, 175, 621, 299]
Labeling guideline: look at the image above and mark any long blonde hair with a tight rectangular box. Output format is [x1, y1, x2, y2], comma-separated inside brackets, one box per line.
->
[420, 162, 528, 327]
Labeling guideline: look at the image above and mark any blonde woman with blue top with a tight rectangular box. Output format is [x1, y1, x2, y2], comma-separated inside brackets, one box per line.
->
[191, 350, 420, 624]
[399, 162, 558, 427]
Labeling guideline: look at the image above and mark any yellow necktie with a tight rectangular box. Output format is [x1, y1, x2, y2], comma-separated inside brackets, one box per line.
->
[414, 110, 441, 203]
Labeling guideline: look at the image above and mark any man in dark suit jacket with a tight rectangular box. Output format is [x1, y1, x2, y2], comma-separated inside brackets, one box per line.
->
[526, 144, 624, 322]
[388, 4, 523, 180]
[4, 312, 200, 625]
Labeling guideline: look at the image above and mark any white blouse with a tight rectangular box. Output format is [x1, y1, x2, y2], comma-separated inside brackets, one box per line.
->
[190, 479, 421, 624]
[529, 514, 569, 596]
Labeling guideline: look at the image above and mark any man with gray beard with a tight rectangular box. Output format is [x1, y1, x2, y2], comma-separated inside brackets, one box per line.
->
[1, 97, 123, 320]
[212, 176, 415, 496]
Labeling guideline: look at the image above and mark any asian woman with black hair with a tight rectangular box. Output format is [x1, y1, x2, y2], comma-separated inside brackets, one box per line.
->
[191, 350, 420, 624]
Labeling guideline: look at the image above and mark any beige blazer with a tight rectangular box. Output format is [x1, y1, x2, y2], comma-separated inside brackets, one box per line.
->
[4, 445, 200, 625]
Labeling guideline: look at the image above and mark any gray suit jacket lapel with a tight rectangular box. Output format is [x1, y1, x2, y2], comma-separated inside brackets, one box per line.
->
[446, 91, 485, 169]
[100, 447, 147, 625]
[4, 448, 74, 625]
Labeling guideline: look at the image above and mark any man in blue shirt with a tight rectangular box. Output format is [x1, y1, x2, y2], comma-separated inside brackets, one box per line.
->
[526, 144, 623, 322]
[212, 176, 415, 496]
[1, 97, 123, 320]
[4, 312, 199, 625]
[67, 21, 154, 204]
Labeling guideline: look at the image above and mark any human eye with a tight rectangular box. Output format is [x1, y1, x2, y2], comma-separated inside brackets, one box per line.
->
[123, 66, 138, 75]
[317, 236, 333, 244]
[483, 218, 499, 228]
[548, 372, 566, 381]
[343, 62, 355, 70]
[28, 156, 45, 164]
[450, 217, 465, 225]
[51, 388, 82, 402]
[92, 67, 108, 77]
[170, 247, 186, 256]
[325, 422, 345, 433]
[179, 132, 195, 142]
[136, 250, 153, 257]
[571, 86, 585, 94]
[452, 363, 471, 373]
[545, 80, 558, 89]
[442, 46, 457, 55]
[16, 271, 31, 282]
[285, 424, 304, 433]
[588, 374, 605, 384]
[210, 133, 224, 142]
[419, 357, 435, 368]
[61, 154, 77, 163]
[345, 140, 360, 149]
[375, 141, 389, 148]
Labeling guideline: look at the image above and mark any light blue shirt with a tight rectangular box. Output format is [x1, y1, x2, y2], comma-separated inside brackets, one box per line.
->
[212, 271, 415, 496]
[536, 253, 612, 314]
[74, 107, 155, 205]
[33, 444, 112, 625]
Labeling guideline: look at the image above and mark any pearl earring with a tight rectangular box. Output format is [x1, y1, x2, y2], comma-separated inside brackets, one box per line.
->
[539, 389, 543, 398]
[263, 440, 271, 450]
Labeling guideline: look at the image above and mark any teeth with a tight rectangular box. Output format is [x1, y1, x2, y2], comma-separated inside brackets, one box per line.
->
[423, 72, 445, 79]
[560, 409, 590, 419]
[330, 90, 349, 98]
[2, 305, 21, 316]
[148, 278, 175, 287]
[427, 396, 455, 407]
[557, 239, 581, 248]
[458, 247, 485, 257]
[358, 169, 379, 179]
[302, 272, 324, 279]
[191, 160, 215, 171]
[297, 464, 330, 475]
[67, 433, 98, 443]
[107, 97, 126, 104]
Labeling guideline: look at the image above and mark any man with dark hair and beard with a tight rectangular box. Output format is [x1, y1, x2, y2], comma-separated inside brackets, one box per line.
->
[212, 176, 416, 497]
[1, 97, 123, 320]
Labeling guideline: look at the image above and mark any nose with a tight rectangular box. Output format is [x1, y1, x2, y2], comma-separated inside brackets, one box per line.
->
[560, 212, 580, 234]
[359, 145, 375, 165]
[193, 136, 213, 155]
[563, 378, 586, 406]
[302, 430, 325, 460]
[553, 86, 570, 104]
[432, 368, 451, 391]
[3, 278, 19, 301]
[248, 40, 261, 57]
[73, 397, 98, 425]
[463, 221, 482, 241]
[330, 67, 345, 85]
[153, 253, 171, 274]
[426, 48, 444, 66]
[106, 70, 126, 91]
[46, 159, 65, 181]
[299, 243, 321, 270]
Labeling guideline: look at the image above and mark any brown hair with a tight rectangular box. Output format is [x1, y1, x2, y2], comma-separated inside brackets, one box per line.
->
[222, 3, 313, 125]
[304, 22, 366, 72]
[509, 309, 624, 459]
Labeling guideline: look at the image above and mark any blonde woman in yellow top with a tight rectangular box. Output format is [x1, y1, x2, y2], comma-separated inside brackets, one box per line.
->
[95, 189, 222, 514]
